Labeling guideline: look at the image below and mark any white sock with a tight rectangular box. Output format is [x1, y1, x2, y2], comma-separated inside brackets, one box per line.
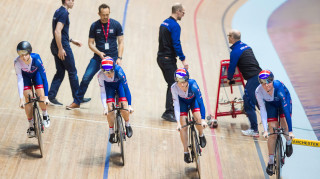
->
[200, 134, 204, 137]
[42, 110, 48, 116]
[125, 121, 130, 127]
[109, 127, 114, 134]
[184, 152, 189, 154]
[28, 118, 34, 128]
[286, 140, 292, 145]
[268, 155, 274, 164]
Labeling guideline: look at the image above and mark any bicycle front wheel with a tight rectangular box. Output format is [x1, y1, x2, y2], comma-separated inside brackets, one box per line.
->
[192, 130, 201, 178]
[117, 115, 125, 166]
[34, 106, 43, 158]
[275, 137, 282, 179]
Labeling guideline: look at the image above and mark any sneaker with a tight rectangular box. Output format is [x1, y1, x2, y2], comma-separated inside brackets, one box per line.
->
[109, 133, 117, 143]
[81, 98, 91, 104]
[286, 143, 293, 157]
[49, 98, 63, 106]
[241, 129, 259, 137]
[125, 125, 133, 138]
[184, 153, 191, 163]
[161, 112, 175, 122]
[66, 103, 80, 110]
[43, 115, 50, 128]
[199, 135, 207, 148]
[266, 163, 273, 176]
[27, 127, 35, 138]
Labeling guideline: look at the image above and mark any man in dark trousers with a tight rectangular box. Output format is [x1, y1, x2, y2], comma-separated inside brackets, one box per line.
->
[157, 3, 189, 122]
[227, 29, 262, 136]
[66, 3, 124, 109]
[48, 0, 90, 106]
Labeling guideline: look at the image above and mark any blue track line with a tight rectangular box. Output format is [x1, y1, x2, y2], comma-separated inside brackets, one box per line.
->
[103, 1, 130, 178]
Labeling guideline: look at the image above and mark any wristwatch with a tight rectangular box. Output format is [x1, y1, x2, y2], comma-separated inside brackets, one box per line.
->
[118, 57, 122, 60]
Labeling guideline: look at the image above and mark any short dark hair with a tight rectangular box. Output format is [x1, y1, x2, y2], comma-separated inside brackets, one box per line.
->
[61, 0, 65, 4]
[99, 4, 110, 13]
[172, 3, 183, 13]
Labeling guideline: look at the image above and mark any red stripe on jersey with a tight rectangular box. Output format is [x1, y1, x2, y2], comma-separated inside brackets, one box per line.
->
[35, 84, 44, 89]
[180, 112, 188, 116]
[267, 118, 278, 123]
[24, 86, 31, 90]
[192, 108, 200, 113]
[119, 97, 127, 102]
[107, 98, 115, 103]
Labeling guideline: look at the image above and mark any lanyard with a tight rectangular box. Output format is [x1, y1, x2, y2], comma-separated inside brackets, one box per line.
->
[101, 19, 110, 42]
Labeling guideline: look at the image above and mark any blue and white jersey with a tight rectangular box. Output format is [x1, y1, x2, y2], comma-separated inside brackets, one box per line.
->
[171, 79, 206, 122]
[14, 53, 49, 98]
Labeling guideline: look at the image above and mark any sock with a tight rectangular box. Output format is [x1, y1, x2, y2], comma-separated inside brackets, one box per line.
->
[268, 155, 274, 164]
[42, 110, 48, 116]
[286, 140, 292, 145]
[184, 152, 189, 154]
[125, 121, 130, 127]
[109, 127, 114, 134]
[28, 118, 34, 128]
[200, 134, 204, 137]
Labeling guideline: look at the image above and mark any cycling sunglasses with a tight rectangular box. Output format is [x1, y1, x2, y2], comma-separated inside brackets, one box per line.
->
[102, 69, 114, 74]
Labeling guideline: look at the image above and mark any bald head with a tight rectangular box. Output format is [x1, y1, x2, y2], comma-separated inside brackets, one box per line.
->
[229, 29, 241, 41]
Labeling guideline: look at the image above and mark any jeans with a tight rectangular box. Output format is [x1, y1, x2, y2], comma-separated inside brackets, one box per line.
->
[157, 56, 177, 114]
[74, 56, 117, 104]
[48, 44, 79, 100]
[243, 75, 260, 131]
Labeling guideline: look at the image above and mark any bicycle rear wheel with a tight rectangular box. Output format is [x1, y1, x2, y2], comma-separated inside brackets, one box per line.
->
[192, 130, 201, 178]
[34, 106, 43, 158]
[117, 115, 125, 166]
[275, 137, 282, 179]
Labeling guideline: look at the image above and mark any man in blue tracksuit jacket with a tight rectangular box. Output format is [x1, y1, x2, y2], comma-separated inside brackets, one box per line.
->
[157, 3, 189, 122]
[227, 29, 262, 136]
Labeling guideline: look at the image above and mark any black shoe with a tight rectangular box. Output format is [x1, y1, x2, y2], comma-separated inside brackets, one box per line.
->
[125, 125, 133, 138]
[286, 143, 293, 157]
[109, 133, 117, 143]
[161, 112, 175, 122]
[27, 127, 35, 138]
[184, 153, 191, 163]
[49, 98, 63, 106]
[199, 135, 207, 148]
[266, 163, 274, 176]
[43, 115, 50, 128]
[81, 98, 91, 104]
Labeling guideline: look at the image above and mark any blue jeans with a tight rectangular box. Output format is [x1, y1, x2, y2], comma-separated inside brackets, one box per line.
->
[243, 75, 260, 131]
[48, 45, 79, 100]
[74, 56, 117, 104]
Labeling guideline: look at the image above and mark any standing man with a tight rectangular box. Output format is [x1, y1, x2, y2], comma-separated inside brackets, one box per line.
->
[157, 3, 188, 122]
[66, 3, 124, 109]
[49, 0, 86, 106]
[227, 29, 262, 136]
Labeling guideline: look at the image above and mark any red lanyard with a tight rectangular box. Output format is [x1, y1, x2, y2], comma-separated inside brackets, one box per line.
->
[101, 19, 110, 42]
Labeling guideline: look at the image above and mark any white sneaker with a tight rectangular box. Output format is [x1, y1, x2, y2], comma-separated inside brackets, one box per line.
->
[27, 127, 35, 138]
[43, 115, 50, 128]
[241, 129, 259, 137]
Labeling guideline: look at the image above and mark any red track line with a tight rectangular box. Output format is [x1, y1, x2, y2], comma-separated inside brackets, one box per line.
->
[193, 1, 223, 178]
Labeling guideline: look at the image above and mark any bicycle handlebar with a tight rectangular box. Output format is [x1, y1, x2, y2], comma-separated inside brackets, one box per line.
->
[268, 127, 289, 136]
[108, 103, 129, 113]
[24, 96, 44, 105]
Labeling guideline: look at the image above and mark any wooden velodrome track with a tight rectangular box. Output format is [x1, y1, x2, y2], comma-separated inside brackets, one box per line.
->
[0, 0, 296, 178]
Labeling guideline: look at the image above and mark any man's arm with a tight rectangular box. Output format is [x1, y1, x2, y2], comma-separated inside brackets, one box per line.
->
[88, 38, 105, 59]
[116, 35, 124, 65]
[54, 22, 66, 60]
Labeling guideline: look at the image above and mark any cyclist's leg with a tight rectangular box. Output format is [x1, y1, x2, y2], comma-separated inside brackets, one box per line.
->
[118, 84, 129, 122]
[179, 100, 189, 153]
[266, 102, 279, 165]
[34, 72, 47, 112]
[106, 86, 116, 128]
[279, 105, 293, 157]
[191, 100, 203, 135]
[23, 76, 35, 137]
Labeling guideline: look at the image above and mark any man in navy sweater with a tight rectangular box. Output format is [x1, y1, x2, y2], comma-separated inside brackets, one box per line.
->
[227, 29, 262, 136]
[157, 3, 188, 122]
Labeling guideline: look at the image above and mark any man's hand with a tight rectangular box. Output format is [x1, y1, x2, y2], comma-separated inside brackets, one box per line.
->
[263, 131, 269, 139]
[58, 48, 67, 60]
[227, 79, 235, 85]
[71, 39, 82, 47]
[116, 58, 122, 66]
[201, 119, 207, 128]
[128, 105, 134, 113]
[99, 52, 106, 60]
[103, 108, 108, 115]
[19, 99, 25, 109]
[181, 60, 189, 70]
[44, 96, 50, 105]
[177, 123, 182, 131]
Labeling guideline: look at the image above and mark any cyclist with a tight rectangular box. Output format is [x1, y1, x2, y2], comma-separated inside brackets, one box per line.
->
[14, 41, 50, 138]
[172, 68, 207, 163]
[98, 57, 133, 143]
[255, 69, 294, 176]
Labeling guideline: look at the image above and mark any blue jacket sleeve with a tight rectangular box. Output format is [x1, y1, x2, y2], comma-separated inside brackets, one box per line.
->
[118, 68, 132, 105]
[277, 84, 293, 132]
[170, 24, 185, 61]
[227, 50, 240, 80]
[35, 55, 49, 96]
[192, 82, 206, 119]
